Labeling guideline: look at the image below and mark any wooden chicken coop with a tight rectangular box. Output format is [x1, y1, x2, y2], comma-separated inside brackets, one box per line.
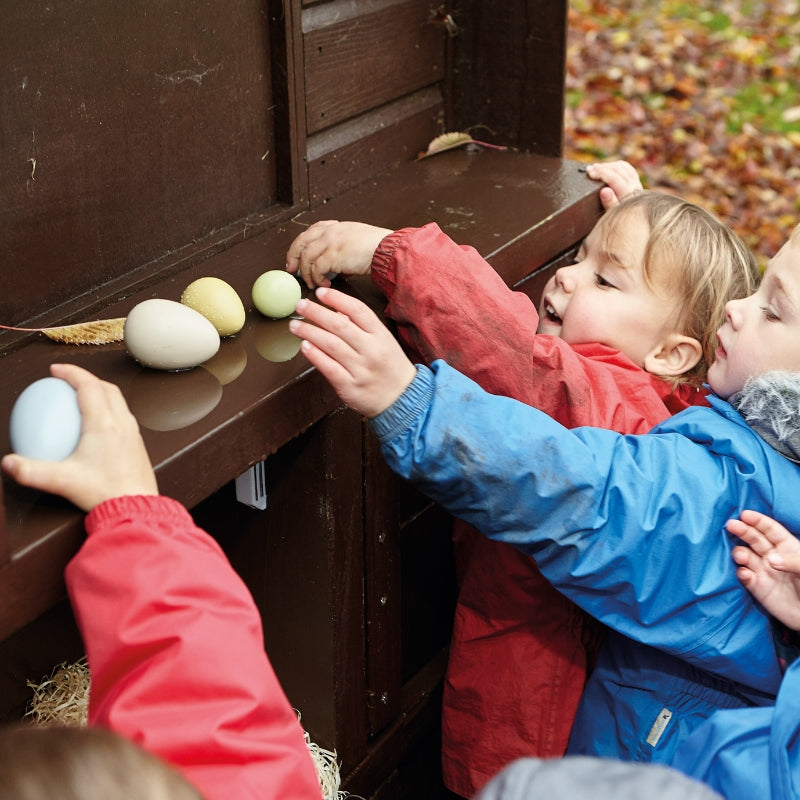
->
[0, 1, 601, 797]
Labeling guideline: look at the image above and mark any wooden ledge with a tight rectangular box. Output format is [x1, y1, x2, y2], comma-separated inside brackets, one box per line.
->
[0, 148, 601, 640]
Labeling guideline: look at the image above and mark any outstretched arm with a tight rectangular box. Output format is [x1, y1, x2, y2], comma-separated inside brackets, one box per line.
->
[290, 288, 417, 418]
[2, 363, 158, 511]
[3, 364, 323, 800]
[286, 220, 391, 289]
[728, 510, 800, 631]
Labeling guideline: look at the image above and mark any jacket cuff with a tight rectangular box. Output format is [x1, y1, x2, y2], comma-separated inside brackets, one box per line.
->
[370, 364, 434, 443]
[85, 495, 192, 536]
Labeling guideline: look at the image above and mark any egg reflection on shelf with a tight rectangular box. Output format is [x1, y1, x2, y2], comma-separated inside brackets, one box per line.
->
[126, 368, 223, 432]
[201, 339, 248, 385]
[254, 319, 303, 363]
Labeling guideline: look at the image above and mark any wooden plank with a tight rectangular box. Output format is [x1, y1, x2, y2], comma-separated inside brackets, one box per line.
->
[0, 0, 279, 328]
[303, 0, 446, 135]
[449, 0, 568, 155]
[363, 424, 403, 736]
[296, 148, 601, 283]
[0, 148, 599, 650]
[0, 480, 7, 567]
[307, 88, 443, 204]
[190, 408, 368, 763]
[270, 0, 309, 205]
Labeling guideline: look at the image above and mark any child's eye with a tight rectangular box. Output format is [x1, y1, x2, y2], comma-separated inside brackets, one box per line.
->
[761, 305, 780, 321]
[595, 273, 617, 289]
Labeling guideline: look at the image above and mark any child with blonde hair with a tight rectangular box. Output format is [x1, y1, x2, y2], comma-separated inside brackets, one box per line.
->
[286, 220, 800, 800]
[287, 168, 760, 796]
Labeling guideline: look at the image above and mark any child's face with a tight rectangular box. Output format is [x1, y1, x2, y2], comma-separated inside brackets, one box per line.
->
[708, 235, 800, 400]
[536, 208, 680, 368]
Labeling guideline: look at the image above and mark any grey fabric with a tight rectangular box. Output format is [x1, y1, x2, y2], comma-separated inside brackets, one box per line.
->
[474, 757, 724, 800]
[729, 370, 800, 465]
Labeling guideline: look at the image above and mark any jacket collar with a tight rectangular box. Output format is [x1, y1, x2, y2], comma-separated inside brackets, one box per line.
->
[728, 371, 800, 465]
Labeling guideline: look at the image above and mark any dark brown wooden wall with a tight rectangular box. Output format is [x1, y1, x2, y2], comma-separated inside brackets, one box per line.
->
[1, 1, 279, 328]
[449, 0, 568, 154]
[1, 0, 566, 343]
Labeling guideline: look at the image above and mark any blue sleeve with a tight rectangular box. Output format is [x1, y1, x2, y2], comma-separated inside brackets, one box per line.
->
[671, 656, 800, 800]
[371, 360, 781, 691]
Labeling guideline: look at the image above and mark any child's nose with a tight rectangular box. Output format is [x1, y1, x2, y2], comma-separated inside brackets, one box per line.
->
[555, 263, 578, 293]
[724, 297, 743, 327]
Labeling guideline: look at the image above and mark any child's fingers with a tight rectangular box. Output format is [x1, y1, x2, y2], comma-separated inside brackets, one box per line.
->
[50, 363, 128, 438]
[599, 187, 619, 210]
[586, 161, 643, 203]
[768, 552, 800, 575]
[286, 220, 337, 266]
[293, 239, 333, 288]
[295, 289, 384, 348]
[737, 509, 795, 549]
[290, 315, 359, 376]
[1, 453, 70, 497]
[285, 221, 339, 287]
[725, 517, 773, 556]
[297, 337, 358, 395]
[735, 564, 756, 590]
[312, 287, 389, 335]
[731, 544, 754, 567]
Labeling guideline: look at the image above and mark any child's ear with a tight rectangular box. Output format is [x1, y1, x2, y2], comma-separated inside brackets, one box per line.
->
[643, 334, 703, 378]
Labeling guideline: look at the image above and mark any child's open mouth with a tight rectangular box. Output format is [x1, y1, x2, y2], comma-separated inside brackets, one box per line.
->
[544, 301, 562, 325]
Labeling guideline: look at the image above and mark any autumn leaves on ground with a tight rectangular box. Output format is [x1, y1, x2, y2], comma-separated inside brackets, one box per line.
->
[565, 0, 800, 265]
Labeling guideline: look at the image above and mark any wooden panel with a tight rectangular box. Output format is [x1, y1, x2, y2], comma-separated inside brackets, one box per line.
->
[363, 426, 403, 736]
[0, 0, 278, 328]
[303, 0, 446, 135]
[307, 88, 443, 204]
[194, 410, 368, 763]
[0, 601, 84, 725]
[0, 480, 6, 567]
[269, 0, 308, 205]
[449, 0, 568, 155]
[400, 505, 456, 683]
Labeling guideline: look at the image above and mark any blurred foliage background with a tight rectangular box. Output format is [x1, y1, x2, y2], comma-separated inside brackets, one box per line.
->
[564, 0, 800, 265]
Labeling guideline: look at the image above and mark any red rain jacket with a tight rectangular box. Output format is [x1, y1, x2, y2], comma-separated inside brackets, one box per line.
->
[65, 495, 323, 800]
[371, 223, 708, 798]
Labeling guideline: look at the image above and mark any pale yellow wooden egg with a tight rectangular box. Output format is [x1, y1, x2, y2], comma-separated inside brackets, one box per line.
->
[181, 277, 246, 336]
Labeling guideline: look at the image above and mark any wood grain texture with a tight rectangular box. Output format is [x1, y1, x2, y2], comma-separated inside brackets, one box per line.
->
[303, 0, 446, 134]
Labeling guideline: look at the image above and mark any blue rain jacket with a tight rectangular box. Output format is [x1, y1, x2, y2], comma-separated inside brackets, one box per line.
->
[370, 360, 800, 800]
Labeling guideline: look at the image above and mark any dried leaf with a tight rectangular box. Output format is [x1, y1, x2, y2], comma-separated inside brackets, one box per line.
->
[418, 132, 475, 159]
[0, 318, 126, 345]
[418, 131, 507, 160]
[41, 318, 126, 344]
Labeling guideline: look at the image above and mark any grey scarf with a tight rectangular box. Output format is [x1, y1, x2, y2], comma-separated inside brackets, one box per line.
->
[729, 371, 800, 464]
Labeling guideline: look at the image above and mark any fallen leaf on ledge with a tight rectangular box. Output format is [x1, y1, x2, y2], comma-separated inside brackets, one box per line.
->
[0, 318, 126, 345]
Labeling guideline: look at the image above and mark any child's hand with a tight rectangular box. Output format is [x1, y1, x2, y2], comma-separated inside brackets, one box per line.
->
[2, 364, 158, 512]
[289, 288, 417, 418]
[286, 220, 393, 289]
[585, 161, 644, 210]
[728, 509, 800, 631]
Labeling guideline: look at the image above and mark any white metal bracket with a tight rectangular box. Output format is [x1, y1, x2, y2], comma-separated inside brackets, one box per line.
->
[235, 461, 268, 510]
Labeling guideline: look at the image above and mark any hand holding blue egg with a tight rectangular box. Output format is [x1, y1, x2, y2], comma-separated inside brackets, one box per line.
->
[9, 377, 83, 461]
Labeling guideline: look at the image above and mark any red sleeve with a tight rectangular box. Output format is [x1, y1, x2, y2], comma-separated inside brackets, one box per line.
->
[371, 223, 676, 431]
[65, 495, 323, 800]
